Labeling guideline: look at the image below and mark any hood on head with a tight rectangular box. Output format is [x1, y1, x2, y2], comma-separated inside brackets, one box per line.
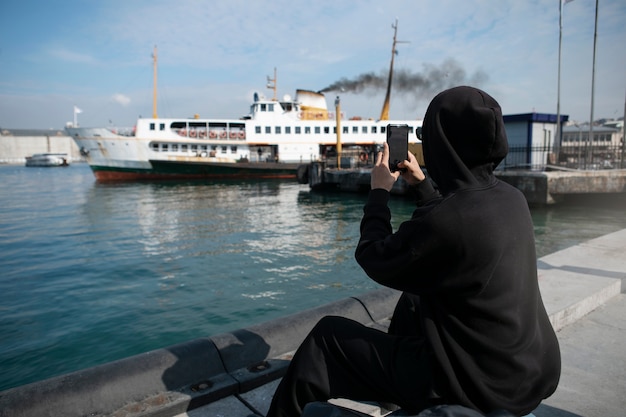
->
[421, 86, 508, 194]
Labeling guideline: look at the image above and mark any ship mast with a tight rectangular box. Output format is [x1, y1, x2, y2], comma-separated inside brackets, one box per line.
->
[380, 20, 408, 120]
[335, 96, 342, 168]
[267, 67, 277, 101]
[152, 45, 158, 118]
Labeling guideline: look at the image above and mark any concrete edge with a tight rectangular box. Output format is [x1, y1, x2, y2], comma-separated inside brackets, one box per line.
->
[1, 228, 624, 417]
[0, 289, 397, 417]
[547, 279, 621, 332]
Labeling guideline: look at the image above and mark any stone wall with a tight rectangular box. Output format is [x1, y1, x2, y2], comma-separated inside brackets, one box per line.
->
[0, 134, 82, 164]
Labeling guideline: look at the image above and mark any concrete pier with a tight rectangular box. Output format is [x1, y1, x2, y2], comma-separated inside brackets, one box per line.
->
[307, 162, 626, 204]
[497, 169, 626, 205]
[1, 230, 625, 417]
[0, 130, 81, 164]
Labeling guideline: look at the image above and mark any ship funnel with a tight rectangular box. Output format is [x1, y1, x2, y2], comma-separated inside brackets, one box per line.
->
[295, 89, 329, 120]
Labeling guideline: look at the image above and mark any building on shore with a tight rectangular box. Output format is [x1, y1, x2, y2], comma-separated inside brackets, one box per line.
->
[498, 114, 624, 171]
[560, 124, 622, 170]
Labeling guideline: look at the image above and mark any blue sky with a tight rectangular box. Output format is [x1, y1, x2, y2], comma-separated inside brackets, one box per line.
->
[0, 0, 624, 129]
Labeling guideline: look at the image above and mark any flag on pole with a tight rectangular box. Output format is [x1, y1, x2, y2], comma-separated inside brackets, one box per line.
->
[73, 106, 82, 127]
[563, 0, 574, 4]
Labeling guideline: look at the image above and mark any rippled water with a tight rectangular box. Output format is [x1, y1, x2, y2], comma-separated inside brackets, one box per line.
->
[1, 163, 625, 391]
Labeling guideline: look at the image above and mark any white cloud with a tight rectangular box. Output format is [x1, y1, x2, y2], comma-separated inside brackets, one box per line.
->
[112, 93, 131, 107]
[47, 47, 97, 65]
[1, 0, 624, 128]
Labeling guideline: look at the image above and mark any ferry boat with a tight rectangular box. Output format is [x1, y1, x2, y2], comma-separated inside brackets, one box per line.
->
[25, 153, 69, 167]
[66, 89, 421, 181]
[67, 25, 421, 181]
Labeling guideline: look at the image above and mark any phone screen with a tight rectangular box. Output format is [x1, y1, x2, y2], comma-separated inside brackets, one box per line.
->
[386, 124, 409, 172]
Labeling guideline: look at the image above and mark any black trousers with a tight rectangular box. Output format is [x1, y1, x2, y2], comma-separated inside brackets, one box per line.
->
[266, 293, 434, 417]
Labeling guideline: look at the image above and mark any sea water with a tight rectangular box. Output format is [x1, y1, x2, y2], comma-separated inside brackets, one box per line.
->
[1, 163, 625, 391]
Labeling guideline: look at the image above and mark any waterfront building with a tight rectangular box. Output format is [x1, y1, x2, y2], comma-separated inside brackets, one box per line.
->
[499, 114, 624, 171]
[500, 113, 568, 170]
[561, 124, 622, 169]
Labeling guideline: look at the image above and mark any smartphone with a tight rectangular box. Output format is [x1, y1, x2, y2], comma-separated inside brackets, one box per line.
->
[386, 124, 409, 172]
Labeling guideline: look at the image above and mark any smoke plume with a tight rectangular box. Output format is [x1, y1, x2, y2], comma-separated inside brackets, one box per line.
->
[319, 58, 488, 102]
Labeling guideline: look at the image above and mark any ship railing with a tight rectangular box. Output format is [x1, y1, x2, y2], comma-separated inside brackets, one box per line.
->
[175, 128, 246, 140]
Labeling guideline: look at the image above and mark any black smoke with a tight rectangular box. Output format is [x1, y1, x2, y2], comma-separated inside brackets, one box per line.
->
[319, 58, 488, 102]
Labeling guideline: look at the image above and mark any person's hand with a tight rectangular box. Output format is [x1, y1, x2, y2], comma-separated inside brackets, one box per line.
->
[371, 142, 400, 191]
[398, 151, 426, 186]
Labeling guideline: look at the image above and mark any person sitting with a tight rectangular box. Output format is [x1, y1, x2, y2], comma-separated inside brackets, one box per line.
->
[266, 86, 561, 417]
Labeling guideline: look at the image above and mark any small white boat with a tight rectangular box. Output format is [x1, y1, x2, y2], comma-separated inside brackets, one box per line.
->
[25, 153, 69, 167]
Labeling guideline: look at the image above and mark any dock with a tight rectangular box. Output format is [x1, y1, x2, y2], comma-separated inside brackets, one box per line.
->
[1, 229, 625, 417]
[305, 162, 626, 204]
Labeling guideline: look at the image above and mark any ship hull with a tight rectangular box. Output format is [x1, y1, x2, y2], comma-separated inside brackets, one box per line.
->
[89, 161, 299, 181]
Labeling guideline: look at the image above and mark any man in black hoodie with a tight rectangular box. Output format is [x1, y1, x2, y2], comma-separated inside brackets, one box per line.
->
[267, 86, 560, 417]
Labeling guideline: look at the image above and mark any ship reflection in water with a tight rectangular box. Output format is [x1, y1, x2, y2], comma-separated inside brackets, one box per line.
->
[0, 163, 625, 391]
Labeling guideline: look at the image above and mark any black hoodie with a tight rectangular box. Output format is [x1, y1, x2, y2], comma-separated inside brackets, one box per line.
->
[355, 86, 560, 415]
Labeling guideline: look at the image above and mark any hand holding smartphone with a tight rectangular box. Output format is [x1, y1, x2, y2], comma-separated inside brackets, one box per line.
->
[386, 124, 409, 172]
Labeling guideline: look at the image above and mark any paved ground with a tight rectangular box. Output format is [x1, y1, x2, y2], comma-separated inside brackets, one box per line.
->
[179, 296, 626, 417]
[3, 230, 624, 417]
[180, 229, 626, 417]
[535, 293, 626, 417]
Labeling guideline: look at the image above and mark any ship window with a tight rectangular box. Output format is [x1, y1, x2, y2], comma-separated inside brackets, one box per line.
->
[172, 144, 179, 151]
[211, 145, 217, 151]
[343, 126, 348, 134]
[160, 123, 165, 131]
[295, 126, 301, 134]
[305, 127, 311, 134]
[268, 104, 274, 112]
[265, 126, 271, 134]
[191, 145, 198, 151]
[162, 144, 169, 151]
[276, 126, 281, 134]
[352, 126, 358, 133]
[324, 127, 330, 134]
[314, 127, 320, 134]
[231, 146, 237, 153]
[151, 143, 159, 151]
[261, 104, 267, 111]
[285, 126, 291, 134]
[150, 123, 155, 130]
[221, 146, 227, 153]
[201, 145, 208, 151]
[362, 126, 367, 133]
[381, 126, 386, 134]
[333, 127, 337, 133]
[255, 126, 261, 134]
[182, 144, 188, 152]
[372, 126, 377, 134]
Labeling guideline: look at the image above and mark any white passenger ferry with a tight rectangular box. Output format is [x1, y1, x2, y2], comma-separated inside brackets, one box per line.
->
[66, 87, 421, 181]
[66, 24, 421, 181]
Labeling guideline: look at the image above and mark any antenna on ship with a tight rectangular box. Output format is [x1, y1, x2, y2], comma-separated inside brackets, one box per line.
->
[152, 45, 158, 118]
[380, 19, 409, 120]
[267, 67, 278, 101]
